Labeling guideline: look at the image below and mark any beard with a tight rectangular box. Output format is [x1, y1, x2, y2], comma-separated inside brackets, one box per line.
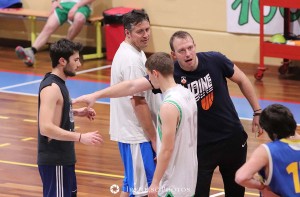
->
[63, 64, 76, 77]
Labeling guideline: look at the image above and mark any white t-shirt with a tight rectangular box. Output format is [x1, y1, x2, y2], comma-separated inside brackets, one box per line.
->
[109, 41, 161, 143]
[157, 85, 198, 197]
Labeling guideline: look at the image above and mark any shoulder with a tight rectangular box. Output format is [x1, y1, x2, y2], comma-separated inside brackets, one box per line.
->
[40, 82, 61, 96]
[202, 51, 229, 61]
[160, 101, 180, 118]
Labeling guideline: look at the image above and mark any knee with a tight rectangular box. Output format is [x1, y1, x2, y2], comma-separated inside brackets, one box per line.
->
[73, 14, 86, 26]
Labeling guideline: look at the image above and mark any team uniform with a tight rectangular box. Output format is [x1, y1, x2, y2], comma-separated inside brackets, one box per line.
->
[156, 85, 198, 197]
[173, 51, 248, 196]
[262, 139, 300, 197]
[110, 41, 161, 196]
[38, 73, 77, 197]
[55, 0, 92, 25]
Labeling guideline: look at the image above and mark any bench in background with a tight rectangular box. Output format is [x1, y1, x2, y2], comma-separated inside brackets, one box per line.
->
[0, 8, 104, 60]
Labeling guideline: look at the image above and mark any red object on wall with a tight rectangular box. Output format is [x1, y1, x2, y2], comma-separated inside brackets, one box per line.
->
[105, 24, 125, 61]
[103, 7, 134, 61]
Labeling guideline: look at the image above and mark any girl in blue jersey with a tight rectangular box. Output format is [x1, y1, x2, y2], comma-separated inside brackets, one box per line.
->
[235, 104, 300, 197]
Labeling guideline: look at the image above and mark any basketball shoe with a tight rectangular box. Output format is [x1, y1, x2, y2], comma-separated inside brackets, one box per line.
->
[15, 46, 35, 67]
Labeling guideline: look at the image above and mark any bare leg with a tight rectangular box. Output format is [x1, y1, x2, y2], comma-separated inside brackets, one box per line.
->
[32, 13, 60, 50]
[15, 12, 60, 66]
[66, 12, 86, 40]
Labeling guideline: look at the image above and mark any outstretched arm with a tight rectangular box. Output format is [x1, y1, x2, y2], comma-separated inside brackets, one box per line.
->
[229, 64, 263, 136]
[73, 77, 152, 108]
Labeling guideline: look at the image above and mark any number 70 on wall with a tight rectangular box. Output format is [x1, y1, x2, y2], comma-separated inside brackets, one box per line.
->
[231, 0, 300, 25]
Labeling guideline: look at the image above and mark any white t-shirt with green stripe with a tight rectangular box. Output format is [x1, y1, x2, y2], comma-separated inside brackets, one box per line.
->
[157, 84, 198, 197]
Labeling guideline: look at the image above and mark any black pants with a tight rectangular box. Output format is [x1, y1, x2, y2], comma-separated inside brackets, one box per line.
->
[195, 131, 247, 197]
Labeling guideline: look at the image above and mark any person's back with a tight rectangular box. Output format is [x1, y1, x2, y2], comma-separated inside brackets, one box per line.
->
[235, 104, 299, 197]
[157, 84, 198, 197]
[263, 139, 300, 196]
[260, 104, 300, 196]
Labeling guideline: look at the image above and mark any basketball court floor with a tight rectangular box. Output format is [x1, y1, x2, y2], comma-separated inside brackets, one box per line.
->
[0, 47, 299, 196]
[0, 68, 299, 123]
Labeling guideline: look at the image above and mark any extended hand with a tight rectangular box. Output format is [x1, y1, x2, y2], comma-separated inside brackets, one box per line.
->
[252, 115, 263, 137]
[72, 93, 97, 109]
[74, 107, 96, 120]
[148, 183, 159, 197]
[80, 131, 103, 145]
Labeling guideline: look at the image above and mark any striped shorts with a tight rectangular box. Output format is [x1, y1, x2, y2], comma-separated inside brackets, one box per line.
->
[118, 142, 156, 197]
[38, 165, 77, 197]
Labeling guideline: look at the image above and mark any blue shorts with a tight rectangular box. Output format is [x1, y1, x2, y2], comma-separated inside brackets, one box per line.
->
[38, 165, 77, 197]
[118, 142, 156, 197]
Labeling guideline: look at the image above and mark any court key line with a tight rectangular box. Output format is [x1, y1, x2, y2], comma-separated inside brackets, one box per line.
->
[210, 192, 225, 197]
[0, 159, 123, 179]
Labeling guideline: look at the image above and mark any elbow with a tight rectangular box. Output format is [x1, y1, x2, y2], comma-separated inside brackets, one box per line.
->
[235, 171, 247, 186]
[235, 176, 243, 186]
[163, 146, 174, 156]
[39, 124, 52, 137]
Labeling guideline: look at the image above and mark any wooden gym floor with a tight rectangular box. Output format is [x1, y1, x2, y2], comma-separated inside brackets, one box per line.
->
[0, 43, 299, 197]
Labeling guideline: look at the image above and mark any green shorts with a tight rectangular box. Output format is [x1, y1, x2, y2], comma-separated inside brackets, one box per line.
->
[55, 2, 91, 25]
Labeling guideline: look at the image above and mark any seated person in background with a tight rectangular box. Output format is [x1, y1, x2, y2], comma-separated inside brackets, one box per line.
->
[235, 103, 300, 197]
[0, 0, 22, 8]
[15, 0, 95, 67]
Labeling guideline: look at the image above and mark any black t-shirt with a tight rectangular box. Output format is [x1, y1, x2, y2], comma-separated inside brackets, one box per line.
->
[37, 73, 76, 165]
[173, 51, 245, 146]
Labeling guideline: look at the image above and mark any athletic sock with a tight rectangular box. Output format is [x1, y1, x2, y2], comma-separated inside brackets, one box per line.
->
[31, 47, 37, 54]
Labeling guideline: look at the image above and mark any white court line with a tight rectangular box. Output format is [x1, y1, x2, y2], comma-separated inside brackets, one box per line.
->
[210, 192, 225, 197]
[0, 65, 111, 90]
[0, 65, 111, 105]
[1, 65, 300, 125]
[0, 79, 42, 90]
[0, 90, 38, 97]
[76, 65, 111, 74]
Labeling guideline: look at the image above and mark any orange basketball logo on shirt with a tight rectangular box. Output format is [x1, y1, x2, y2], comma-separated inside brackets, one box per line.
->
[201, 92, 214, 110]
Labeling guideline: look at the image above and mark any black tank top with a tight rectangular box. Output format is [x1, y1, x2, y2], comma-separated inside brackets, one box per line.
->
[37, 73, 76, 165]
